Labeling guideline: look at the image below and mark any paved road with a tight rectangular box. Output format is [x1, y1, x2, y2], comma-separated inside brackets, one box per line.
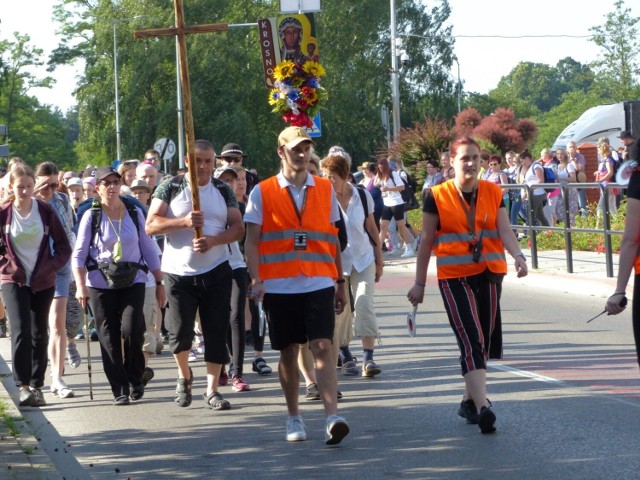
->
[1, 250, 639, 479]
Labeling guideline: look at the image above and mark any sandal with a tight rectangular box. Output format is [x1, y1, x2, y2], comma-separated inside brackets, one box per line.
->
[174, 367, 193, 408]
[204, 391, 231, 411]
[252, 357, 272, 375]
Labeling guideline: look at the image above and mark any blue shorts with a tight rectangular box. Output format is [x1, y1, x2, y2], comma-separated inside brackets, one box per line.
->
[54, 261, 71, 298]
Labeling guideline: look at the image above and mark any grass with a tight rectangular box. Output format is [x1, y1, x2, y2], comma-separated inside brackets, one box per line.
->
[0, 395, 21, 438]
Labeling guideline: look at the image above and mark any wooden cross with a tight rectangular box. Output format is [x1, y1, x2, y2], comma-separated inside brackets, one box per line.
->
[134, 0, 228, 238]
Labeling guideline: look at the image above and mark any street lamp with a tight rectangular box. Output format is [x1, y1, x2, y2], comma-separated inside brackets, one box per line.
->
[390, 0, 401, 142]
[452, 56, 461, 114]
[88, 14, 145, 163]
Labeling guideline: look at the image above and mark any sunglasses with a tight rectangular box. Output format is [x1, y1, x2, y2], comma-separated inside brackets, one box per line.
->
[225, 156, 243, 163]
[100, 179, 121, 187]
[43, 182, 59, 190]
[145, 157, 159, 162]
[123, 160, 140, 167]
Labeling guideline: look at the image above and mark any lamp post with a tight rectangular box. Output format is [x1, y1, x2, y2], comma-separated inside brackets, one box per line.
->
[88, 14, 145, 163]
[390, 0, 401, 142]
[453, 56, 461, 114]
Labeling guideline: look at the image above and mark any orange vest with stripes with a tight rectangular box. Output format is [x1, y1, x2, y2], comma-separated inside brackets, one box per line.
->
[258, 176, 338, 280]
[431, 180, 507, 280]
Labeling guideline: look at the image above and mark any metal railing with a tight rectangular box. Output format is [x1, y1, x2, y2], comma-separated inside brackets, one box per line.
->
[500, 181, 625, 277]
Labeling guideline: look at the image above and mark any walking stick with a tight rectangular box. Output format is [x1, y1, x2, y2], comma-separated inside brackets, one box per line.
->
[84, 306, 94, 400]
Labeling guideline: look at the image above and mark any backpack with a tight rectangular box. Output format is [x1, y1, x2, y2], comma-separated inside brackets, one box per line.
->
[533, 162, 557, 193]
[167, 174, 232, 205]
[611, 152, 623, 177]
[89, 196, 142, 247]
[390, 172, 419, 211]
[354, 184, 376, 246]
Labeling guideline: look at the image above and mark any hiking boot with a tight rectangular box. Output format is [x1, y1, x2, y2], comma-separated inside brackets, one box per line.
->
[142, 367, 155, 386]
[325, 415, 349, 446]
[362, 360, 381, 378]
[252, 357, 272, 375]
[305, 383, 320, 401]
[232, 375, 250, 392]
[50, 378, 74, 399]
[67, 343, 81, 369]
[286, 416, 307, 442]
[457, 399, 479, 424]
[174, 368, 193, 408]
[31, 388, 46, 407]
[18, 387, 36, 407]
[478, 406, 497, 434]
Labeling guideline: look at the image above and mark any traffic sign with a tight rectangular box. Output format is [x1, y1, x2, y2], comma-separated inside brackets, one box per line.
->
[154, 138, 176, 160]
[307, 113, 322, 138]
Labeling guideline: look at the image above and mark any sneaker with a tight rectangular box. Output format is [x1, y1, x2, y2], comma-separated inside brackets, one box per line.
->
[67, 343, 81, 369]
[113, 395, 130, 406]
[31, 388, 47, 407]
[362, 360, 381, 378]
[142, 367, 155, 386]
[175, 368, 193, 407]
[218, 367, 229, 386]
[74, 331, 85, 340]
[325, 415, 349, 446]
[50, 378, 74, 399]
[155, 339, 164, 355]
[195, 334, 205, 354]
[252, 357, 272, 375]
[187, 348, 198, 363]
[401, 247, 415, 258]
[18, 386, 36, 407]
[457, 399, 479, 424]
[305, 383, 320, 401]
[341, 359, 360, 376]
[232, 375, 251, 392]
[478, 406, 497, 434]
[130, 384, 144, 401]
[286, 416, 307, 442]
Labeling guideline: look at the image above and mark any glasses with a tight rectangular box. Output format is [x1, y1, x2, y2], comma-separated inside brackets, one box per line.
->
[489, 163, 499, 166]
[100, 179, 121, 187]
[43, 182, 59, 190]
[145, 157, 159, 162]
[225, 156, 243, 163]
[123, 160, 140, 167]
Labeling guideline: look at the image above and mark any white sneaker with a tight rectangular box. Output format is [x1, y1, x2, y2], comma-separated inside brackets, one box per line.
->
[50, 378, 74, 399]
[401, 247, 415, 258]
[286, 416, 307, 442]
[325, 415, 349, 445]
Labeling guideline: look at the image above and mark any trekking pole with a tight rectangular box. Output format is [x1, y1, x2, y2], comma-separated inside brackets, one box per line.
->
[84, 305, 94, 400]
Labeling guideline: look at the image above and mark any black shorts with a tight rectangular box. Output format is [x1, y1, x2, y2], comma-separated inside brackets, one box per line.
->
[381, 204, 405, 221]
[263, 287, 335, 351]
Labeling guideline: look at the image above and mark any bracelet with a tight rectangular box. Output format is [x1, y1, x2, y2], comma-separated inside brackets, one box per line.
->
[336, 278, 346, 284]
[515, 252, 526, 261]
[415, 280, 426, 287]
[612, 292, 626, 296]
[156, 281, 164, 286]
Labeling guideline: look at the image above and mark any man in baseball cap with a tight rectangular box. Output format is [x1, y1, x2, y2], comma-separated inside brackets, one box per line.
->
[277, 126, 315, 149]
[619, 131, 639, 161]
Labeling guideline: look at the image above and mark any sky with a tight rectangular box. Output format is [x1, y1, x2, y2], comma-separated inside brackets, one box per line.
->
[1, 0, 639, 113]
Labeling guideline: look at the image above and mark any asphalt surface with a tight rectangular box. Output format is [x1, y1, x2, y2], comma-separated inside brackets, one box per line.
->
[0, 248, 637, 479]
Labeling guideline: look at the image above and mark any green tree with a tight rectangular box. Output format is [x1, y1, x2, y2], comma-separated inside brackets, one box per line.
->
[589, 0, 640, 100]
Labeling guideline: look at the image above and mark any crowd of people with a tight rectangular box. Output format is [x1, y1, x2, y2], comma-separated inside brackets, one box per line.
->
[0, 127, 637, 444]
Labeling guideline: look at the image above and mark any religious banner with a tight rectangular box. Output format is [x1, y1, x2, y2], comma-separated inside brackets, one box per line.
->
[258, 13, 319, 88]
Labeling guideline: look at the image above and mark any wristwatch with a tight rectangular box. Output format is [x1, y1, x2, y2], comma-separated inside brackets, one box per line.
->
[515, 252, 527, 261]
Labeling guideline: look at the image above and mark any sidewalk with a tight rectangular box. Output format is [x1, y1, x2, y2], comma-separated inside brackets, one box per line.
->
[0, 248, 630, 479]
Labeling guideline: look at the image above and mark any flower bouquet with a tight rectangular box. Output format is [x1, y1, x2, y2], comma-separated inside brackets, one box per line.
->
[269, 60, 327, 128]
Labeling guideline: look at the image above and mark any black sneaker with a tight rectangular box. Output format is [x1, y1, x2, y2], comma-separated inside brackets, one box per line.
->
[130, 384, 144, 401]
[457, 399, 479, 424]
[113, 395, 130, 406]
[142, 367, 155, 386]
[305, 383, 320, 401]
[478, 406, 496, 434]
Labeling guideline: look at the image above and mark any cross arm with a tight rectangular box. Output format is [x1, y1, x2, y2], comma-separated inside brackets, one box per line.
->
[133, 22, 228, 39]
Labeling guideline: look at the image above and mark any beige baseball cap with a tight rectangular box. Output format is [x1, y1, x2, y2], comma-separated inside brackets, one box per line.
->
[278, 126, 315, 149]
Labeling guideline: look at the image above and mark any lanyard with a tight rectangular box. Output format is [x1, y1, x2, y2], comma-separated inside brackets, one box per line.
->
[454, 183, 478, 239]
[285, 186, 308, 226]
[102, 203, 123, 240]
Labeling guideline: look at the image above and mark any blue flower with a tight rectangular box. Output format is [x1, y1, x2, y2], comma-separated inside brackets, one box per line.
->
[307, 78, 319, 88]
[287, 91, 299, 102]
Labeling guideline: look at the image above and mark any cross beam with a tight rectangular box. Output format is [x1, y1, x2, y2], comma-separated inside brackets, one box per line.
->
[133, 0, 228, 238]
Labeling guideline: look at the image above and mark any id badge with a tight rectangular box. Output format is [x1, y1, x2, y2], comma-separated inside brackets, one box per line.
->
[294, 231, 308, 250]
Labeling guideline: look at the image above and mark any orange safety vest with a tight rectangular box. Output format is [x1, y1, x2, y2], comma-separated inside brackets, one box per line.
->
[431, 180, 507, 280]
[258, 176, 338, 280]
[635, 255, 640, 276]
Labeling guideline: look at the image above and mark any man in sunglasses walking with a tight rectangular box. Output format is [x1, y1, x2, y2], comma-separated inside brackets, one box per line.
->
[217, 144, 260, 194]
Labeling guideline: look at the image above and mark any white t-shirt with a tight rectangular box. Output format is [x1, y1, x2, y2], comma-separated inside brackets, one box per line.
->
[160, 180, 230, 276]
[244, 171, 340, 294]
[11, 198, 43, 286]
[228, 241, 246, 270]
[378, 171, 405, 207]
[524, 163, 545, 196]
[556, 162, 576, 184]
[341, 186, 375, 274]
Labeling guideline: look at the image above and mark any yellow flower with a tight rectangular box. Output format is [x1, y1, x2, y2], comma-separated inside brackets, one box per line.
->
[302, 61, 325, 78]
[268, 88, 282, 105]
[273, 61, 296, 81]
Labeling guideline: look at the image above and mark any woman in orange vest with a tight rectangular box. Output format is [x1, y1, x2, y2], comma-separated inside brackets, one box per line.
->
[407, 136, 528, 434]
[604, 162, 640, 362]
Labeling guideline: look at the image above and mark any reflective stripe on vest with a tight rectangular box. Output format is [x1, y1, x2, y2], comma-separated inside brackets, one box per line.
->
[431, 180, 508, 280]
[258, 176, 338, 280]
